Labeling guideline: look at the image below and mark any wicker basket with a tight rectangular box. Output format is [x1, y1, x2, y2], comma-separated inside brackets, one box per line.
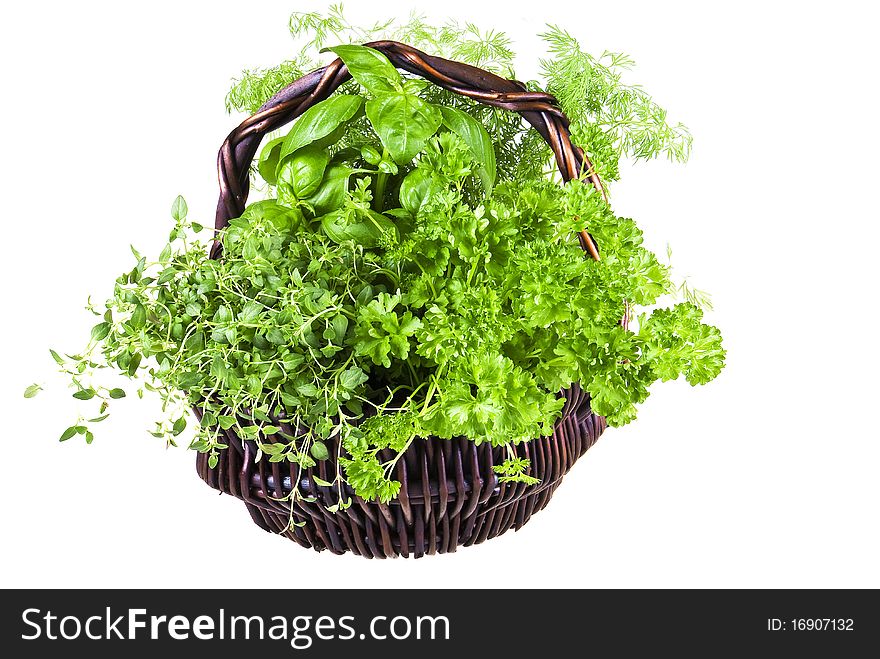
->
[197, 41, 608, 558]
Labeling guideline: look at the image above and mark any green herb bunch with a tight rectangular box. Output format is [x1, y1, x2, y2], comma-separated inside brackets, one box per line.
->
[41, 12, 724, 506]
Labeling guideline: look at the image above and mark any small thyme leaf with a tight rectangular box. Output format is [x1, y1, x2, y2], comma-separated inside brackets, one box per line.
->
[23, 384, 42, 399]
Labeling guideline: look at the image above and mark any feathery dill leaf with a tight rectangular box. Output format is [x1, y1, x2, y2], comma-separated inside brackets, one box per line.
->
[226, 59, 309, 114]
[289, 6, 517, 75]
[540, 25, 692, 180]
[229, 10, 692, 187]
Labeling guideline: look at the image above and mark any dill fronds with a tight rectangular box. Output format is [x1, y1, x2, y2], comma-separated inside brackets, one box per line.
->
[227, 9, 692, 187]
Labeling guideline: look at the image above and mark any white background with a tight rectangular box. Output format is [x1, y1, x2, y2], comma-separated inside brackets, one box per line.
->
[1, 0, 877, 589]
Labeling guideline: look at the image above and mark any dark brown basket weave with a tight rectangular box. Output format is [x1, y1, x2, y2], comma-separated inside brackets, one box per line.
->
[196, 41, 608, 558]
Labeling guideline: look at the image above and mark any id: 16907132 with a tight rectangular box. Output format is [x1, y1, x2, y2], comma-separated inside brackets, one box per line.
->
[767, 618, 854, 631]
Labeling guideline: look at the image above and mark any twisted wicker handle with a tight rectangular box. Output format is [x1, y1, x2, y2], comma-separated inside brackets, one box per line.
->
[213, 40, 603, 259]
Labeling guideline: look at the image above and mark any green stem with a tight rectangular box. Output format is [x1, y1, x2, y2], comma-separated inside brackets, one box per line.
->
[419, 369, 443, 416]
[373, 172, 388, 213]
[372, 149, 391, 213]
[467, 259, 480, 287]
[405, 359, 419, 388]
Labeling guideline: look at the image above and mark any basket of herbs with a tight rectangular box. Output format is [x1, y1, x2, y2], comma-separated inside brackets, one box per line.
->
[42, 13, 725, 558]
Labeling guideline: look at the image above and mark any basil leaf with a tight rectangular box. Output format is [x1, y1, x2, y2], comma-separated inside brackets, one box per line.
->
[257, 136, 286, 185]
[277, 144, 331, 199]
[439, 106, 497, 193]
[327, 45, 402, 95]
[280, 94, 363, 159]
[361, 210, 399, 244]
[321, 210, 398, 248]
[240, 200, 303, 233]
[321, 211, 369, 244]
[302, 163, 351, 215]
[365, 93, 442, 164]
[399, 168, 437, 215]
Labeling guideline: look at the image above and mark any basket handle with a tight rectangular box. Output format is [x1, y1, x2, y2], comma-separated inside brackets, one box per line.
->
[213, 40, 603, 260]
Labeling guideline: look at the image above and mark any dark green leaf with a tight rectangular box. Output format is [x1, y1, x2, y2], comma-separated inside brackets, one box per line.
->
[310, 440, 330, 461]
[365, 93, 442, 164]
[239, 200, 303, 233]
[301, 163, 351, 215]
[360, 145, 381, 164]
[157, 267, 176, 285]
[59, 426, 78, 442]
[129, 305, 146, 330]
[257, 135, 286, 185]
[277, 144, 331, 199]
[239, 300, 263, 323]
[330, 315, 349, 343]
[320, 209, 398, 247]
[339, 366, 369, 391]
[326, 45, 402, 95]
[73, 389, 96, 400]
[296, 383, 320, 398]
[280, 95, 363, 159]
[439, 105, 496, 193]
[127, 353, 142, 376]
[90, 322, 111, 342]
[259, 442, 284, 455]
[108, 388, 126, 399]
[398, 168, 436, 215]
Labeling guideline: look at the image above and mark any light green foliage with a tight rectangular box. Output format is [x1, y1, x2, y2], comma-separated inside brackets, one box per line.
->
[639, 304, 725, 386]
[226, 60, 309, 115]
[23, 383, 42, 398]
[228, 8, 690, 186]
[48, 14, 723, 505]
[352, 293, 422, 367]
[289, 6, 516, 75]
[494, 457, 540, 486]
[540, 26, 693, 181]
